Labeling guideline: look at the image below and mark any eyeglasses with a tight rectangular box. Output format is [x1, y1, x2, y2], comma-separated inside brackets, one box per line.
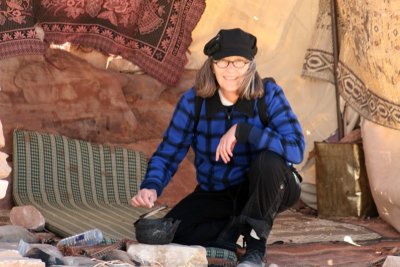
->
[213, 59, 250, 69]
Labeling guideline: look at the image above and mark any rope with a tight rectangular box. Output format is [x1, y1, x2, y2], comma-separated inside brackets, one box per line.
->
[92, 259, 164, 267]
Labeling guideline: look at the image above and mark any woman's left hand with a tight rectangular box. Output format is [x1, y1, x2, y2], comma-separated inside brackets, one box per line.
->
[216, 124, 237, 164]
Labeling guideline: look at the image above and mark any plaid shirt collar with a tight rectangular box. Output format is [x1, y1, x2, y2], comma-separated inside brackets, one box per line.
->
[205, 90, 255, 118]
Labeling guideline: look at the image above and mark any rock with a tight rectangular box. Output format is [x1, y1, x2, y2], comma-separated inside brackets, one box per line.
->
[0, 180, 8, 200]
[127, 243, 207, 267]
[0, 120, 4, 148]
[0, 152, 11, 180]
[128, 99, 175, 141]
[0, 49, 137, 154]
[160, 70, 197, 105]
[68, 44, 109, 70]
[97, 249, 137, 265]
[0, 249, 20, 257]
[0, 225, 40, 243]
[18, 241, 63, 260]
[108, 55, 142, 74]
[383, 256, 400, 267]
[0, 120, 11, 182]
[0, 257, 44, 267]
[0, 174, 13, 209]
[0, 242, 18, 250]
[62, 256, 96, 266]
[25, 247, 63, 266]
[10, 206, 45, 231]
[123, 73, 167, 102]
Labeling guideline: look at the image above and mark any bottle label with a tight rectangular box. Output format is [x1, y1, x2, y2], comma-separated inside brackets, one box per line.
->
[75, 234, 85, 242]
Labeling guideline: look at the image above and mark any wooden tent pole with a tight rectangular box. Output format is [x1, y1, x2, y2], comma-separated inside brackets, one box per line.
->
[330, 0, 344, 140]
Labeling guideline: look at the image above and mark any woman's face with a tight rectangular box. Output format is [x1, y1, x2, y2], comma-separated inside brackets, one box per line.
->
[213, 56, 250, 98]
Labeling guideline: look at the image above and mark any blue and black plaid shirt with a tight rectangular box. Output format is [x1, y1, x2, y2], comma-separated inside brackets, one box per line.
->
[141, 82, 305, 195]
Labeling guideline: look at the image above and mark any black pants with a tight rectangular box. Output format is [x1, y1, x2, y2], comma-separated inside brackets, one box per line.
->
[165, 151, 301, 247]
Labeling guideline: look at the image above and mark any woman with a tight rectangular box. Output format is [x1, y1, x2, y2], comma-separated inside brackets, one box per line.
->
[131, 28, 304, 266]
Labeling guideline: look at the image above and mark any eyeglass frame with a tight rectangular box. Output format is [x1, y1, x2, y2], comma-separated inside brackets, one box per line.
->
[212, 59, 251, 69]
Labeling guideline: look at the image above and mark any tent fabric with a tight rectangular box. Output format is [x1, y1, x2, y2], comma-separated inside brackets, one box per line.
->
[0, 1, 46, 59]
[362, 119, 400, 233]
[337, 0, 400, 130]
[302, 0, 400, 130]
[302, 0, 334, 83]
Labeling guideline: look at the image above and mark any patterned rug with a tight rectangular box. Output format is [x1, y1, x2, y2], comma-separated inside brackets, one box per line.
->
[0, 0, 206, 86]
[267, 210, 381, 245]
[0, 1, 46, 59]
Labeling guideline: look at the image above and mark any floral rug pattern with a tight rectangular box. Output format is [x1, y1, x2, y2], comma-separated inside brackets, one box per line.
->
[0, 0, 206, 86]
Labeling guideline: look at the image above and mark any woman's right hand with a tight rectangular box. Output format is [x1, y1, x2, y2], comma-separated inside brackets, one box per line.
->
[131, 189, 157, 208]
[216, 124, 237, 164]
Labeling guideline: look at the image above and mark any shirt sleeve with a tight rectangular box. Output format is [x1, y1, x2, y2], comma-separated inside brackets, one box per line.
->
[140, 90, 195, 196]
[236, 82, 305, 164]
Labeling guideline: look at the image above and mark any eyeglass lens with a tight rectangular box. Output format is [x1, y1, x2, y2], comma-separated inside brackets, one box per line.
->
[214, 60, 249, 68]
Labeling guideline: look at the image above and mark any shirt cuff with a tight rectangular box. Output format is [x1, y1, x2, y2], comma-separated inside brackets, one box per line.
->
[140, 181, 163, 196]
[235, 123, 253, 143]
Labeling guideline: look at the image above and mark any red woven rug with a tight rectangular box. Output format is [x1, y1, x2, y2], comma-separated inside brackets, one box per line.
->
[0, 1, 46, 59]
[0, 0, 206, 86]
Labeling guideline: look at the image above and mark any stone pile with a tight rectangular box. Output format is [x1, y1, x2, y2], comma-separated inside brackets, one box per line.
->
[0, 206, 208, 266]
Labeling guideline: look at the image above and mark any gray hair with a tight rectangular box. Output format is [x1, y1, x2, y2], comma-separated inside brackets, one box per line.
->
[194, 58, 264, 100]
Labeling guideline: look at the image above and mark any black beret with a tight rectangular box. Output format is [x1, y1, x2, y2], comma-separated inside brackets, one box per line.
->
[204, 28, 257, 60]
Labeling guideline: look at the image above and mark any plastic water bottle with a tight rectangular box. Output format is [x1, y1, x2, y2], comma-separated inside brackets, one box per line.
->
[57, 228, 103, 247]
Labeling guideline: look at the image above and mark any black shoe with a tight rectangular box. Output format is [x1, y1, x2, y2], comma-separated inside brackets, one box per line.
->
[237, 249, 265, 267]
[207, 219, 243, 252]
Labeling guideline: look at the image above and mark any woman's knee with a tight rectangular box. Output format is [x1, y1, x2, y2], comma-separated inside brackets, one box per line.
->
[250, 150, 287, 176]
[249, 151, 302, 212]
[248, 150, 296, 194]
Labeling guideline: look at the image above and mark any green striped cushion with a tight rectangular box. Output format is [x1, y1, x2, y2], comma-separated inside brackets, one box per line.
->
[206, 247, 237, 263]
[13, 129, 151, 243]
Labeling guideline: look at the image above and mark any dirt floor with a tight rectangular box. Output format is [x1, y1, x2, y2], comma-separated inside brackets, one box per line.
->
[265, 204, 400, 267]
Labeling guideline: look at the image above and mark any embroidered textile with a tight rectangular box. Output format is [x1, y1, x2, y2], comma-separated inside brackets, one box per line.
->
[0, 0, 46, 58]
[0, 0, 206, 86]
[302, 0, 400, 130]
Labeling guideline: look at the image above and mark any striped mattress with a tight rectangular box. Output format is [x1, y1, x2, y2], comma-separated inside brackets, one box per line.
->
[12, 129, 150, 243]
